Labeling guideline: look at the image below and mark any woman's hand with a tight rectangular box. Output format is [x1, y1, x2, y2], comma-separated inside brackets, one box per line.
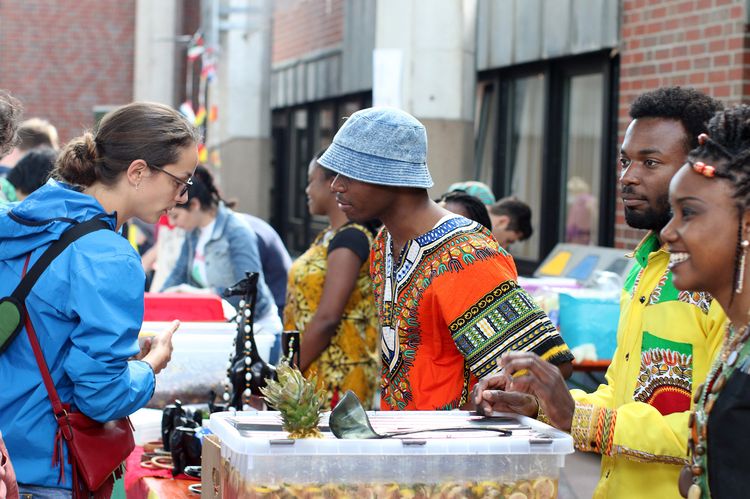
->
[141, 320, 178, 374]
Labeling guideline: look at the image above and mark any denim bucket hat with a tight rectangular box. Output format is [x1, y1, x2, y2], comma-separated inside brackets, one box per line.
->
[318, 107, 433, 188]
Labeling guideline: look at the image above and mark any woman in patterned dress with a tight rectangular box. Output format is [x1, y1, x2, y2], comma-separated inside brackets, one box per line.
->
[283, 149, 380, 409]
[661, 105, 750, 499]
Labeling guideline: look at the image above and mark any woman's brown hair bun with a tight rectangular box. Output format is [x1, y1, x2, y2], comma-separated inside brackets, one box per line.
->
[54, 131, 99, 187]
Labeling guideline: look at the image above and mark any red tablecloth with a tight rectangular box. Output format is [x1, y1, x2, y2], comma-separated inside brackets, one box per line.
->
[143, 292, 225, 322]
[124, 446, 198, 499]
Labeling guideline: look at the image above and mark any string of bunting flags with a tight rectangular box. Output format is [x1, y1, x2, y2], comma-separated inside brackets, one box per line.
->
[179, 31, 221, 167]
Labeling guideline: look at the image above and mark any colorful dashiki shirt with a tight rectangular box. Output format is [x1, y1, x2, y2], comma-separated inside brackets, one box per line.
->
[371, 215, 573, 410]
[284, 223, 380, 409]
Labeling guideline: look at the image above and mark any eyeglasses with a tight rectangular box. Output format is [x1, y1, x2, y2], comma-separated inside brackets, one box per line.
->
[149, 165, 193, 197]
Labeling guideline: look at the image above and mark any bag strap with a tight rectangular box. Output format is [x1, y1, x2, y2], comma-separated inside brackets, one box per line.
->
[12, 217, 110, 302]
[18, 217, 111, 424]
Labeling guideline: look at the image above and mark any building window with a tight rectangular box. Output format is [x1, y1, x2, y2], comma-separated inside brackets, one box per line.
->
[507, 73, 545, 262]
[563, 73, 604, 246]
[476, 52, 618, 275]
[271, 93, 371, 255]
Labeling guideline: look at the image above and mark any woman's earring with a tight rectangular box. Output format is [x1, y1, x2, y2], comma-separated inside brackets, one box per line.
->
[737, 239, 750, 294]
[135, 182, 140, 191]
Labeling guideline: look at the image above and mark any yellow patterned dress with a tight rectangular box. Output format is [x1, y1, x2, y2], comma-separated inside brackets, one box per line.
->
[283, 223, 380, 409]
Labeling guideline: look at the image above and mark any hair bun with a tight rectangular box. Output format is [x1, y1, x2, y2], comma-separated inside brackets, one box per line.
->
[52, 131, 99, 187]
[80, 132, 99, 162]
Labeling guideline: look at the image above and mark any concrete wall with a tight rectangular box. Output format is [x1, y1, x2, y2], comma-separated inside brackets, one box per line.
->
[375, 0, 477, 194]
[208, 0, 274, 219]
[134, 0, 178, 105]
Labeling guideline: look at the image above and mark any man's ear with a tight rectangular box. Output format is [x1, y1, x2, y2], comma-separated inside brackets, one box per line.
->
[126, 159, 148, 187]
[493, 214, 510, 229]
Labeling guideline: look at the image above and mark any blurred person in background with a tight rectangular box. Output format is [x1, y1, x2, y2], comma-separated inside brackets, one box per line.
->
[237, 212, 292, 320]
[0, 88, 22, 499]
[283, 149, 379, 409]
[565, 176, 596, 245]
[0, 118, 58, 176]
[488, 196, 533, 250]
[162, 165, 282, 336]
[438, 190, 493, 230]
[446, 180, 496, 206]
[0, 147, 56, 204]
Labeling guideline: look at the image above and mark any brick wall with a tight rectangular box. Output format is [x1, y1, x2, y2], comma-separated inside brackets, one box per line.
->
[616, 0, 748, 248]
[272, 0, 344, 64]
[0, 1, 136, 144]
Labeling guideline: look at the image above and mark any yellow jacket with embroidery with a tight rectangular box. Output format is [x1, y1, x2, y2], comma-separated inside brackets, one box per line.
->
[570, 233, 726, 498]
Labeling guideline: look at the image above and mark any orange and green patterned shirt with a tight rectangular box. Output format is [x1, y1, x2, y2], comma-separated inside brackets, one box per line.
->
[570, 232, 726, 498]
[372, 215, 573, 410]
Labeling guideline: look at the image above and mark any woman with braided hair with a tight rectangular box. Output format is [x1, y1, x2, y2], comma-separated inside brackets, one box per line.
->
[162, 165, 282, 336]
[661, 104, 750, 499]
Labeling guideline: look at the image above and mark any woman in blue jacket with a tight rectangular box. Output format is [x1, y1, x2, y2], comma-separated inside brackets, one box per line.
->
[0, 102, 199, 496]
[162, 165, 282, 337]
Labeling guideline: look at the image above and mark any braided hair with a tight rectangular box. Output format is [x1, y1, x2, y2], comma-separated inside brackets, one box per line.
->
[688, 104, 750, 300]
[689, 105, 750, 208]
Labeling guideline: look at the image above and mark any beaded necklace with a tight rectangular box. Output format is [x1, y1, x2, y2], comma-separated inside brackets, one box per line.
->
[685, 321, 750, 498]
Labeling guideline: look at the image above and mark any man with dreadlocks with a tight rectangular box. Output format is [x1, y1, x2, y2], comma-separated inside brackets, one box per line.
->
[473, 87, 727, 499]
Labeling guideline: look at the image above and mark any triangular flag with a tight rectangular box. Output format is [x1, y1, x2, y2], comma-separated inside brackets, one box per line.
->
[210, 149, 221, 168]
[194, 106, 207, 126]
[187, 33, 204, 61]
[179, 101, 196, 123]
[198, 143, 208, 163]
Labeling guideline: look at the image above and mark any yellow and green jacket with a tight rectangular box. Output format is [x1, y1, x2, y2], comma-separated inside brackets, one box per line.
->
[570, 233, 726, 498]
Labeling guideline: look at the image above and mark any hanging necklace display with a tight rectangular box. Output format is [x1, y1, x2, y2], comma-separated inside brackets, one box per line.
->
[682, 320, 750, 498]
[222, 272, 277, 411]
[281, 330, 301, 368]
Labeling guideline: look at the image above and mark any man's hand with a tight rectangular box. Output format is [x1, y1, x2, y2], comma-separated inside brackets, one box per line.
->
[474, 352, 576, 431]
[472, 374, 539, 417]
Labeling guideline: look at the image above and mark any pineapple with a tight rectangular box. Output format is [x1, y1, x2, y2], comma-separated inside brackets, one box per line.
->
[260, 361, 326, 439]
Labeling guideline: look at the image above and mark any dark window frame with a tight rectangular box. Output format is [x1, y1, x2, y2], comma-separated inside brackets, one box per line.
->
[270, 92, 372, 255]
[478, 50, 619, 275]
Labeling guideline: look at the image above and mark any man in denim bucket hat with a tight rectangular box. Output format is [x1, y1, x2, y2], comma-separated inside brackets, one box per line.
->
[320, 107, 573, 411]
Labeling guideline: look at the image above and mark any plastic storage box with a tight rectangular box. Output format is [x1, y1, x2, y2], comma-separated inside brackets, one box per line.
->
[141, 321, 237, 406]
[208, 410, 574, 498]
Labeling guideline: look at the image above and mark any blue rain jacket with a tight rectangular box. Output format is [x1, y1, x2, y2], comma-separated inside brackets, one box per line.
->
[0, 180, 154, 488]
